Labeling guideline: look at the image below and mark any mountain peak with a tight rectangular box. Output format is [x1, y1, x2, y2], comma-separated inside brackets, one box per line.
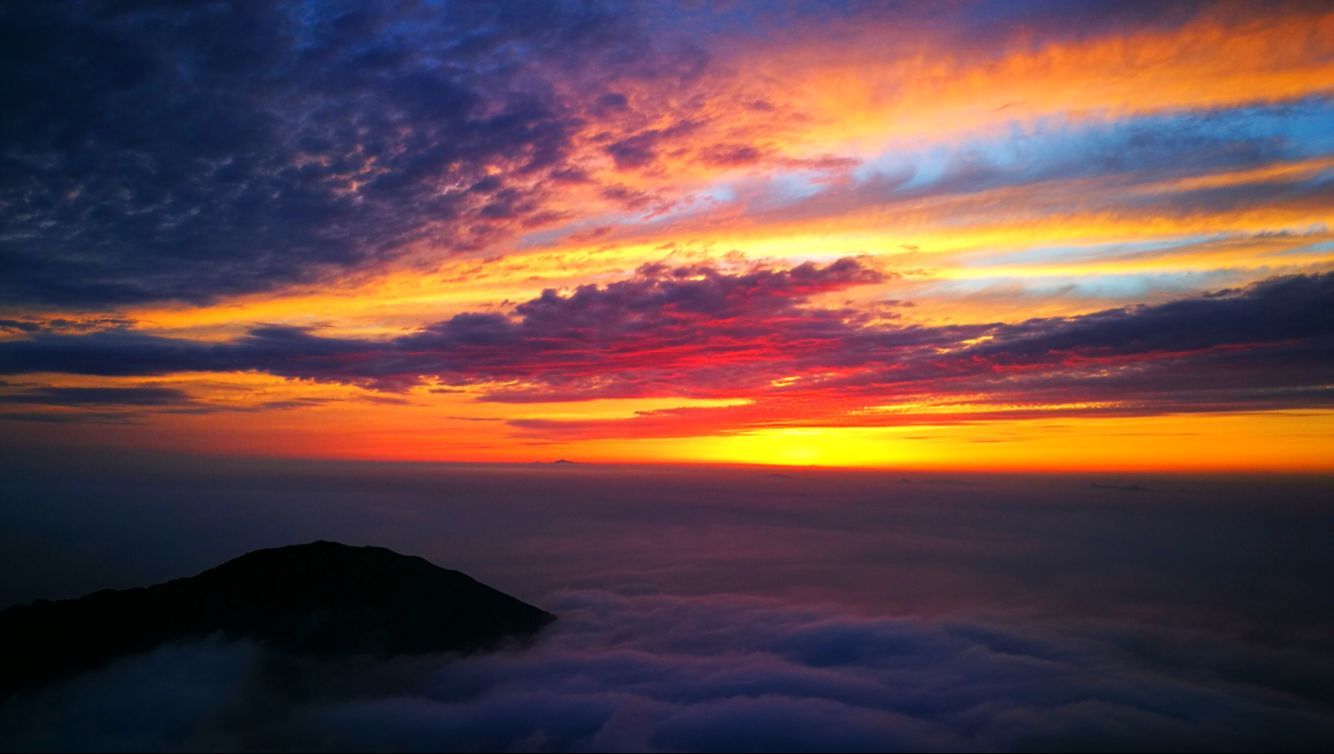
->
[0, 541, 554, 696]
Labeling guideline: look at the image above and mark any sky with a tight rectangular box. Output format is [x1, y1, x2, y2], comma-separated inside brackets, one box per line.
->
[1, 0, 1332, 470]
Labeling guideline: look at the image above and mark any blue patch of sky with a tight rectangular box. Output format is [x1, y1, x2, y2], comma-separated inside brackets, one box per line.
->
[516, 99, 1334, 251]
[965, 235, 1219, 268]
[765, 172, 827, 203]
[932, 269, 1249, 301]
[1279, 239, 1334, 257]
[701, 184, 738, 204]
[515, 211, 640, 250]
[850, 97, 1334, 197]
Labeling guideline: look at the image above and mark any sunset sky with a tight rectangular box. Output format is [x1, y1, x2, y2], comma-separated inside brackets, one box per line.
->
[1, 0, 1331, 470]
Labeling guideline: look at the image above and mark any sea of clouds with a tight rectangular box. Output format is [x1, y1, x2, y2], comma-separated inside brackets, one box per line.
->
[4, 588, 1334, 751]
[1, 454, 1332, 751]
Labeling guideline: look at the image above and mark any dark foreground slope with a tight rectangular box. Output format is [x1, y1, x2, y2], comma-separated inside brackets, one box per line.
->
[0, 541, 554, 696]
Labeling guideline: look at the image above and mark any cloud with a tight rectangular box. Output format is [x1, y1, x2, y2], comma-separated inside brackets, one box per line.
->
[0, 318, 134, 335]
[1, 264, 1331, 429]
[0, 320, 41, 334]
[501, 270, 1334, 436]
[6, 1, 1323, 311]
[2, 454, 1332, 750]
[0, 385, 199, 424]
[3, 591, 1332, 751]
[0, 410, 146, 425]
[0, 1, 706, 306]
[605, 120, 701, 170]
[0, 386, 193, 407]
[0, 383, 342, 424]
[736, 99, 1334, 237]
[0, 257, 888, 395]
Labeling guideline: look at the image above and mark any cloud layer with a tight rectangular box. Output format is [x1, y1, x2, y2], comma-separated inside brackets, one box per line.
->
[3, 262, 1329, 434]
[3, 455, 1332, 750]
[4, 590, 1333, 752]
[0, 1, 706, 305]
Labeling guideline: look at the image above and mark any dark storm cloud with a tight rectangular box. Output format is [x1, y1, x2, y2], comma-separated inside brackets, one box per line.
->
[0, 1, 697, 306]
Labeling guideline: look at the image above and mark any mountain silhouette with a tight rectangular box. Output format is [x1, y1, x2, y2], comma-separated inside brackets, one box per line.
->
[0, 541, 554, 696]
